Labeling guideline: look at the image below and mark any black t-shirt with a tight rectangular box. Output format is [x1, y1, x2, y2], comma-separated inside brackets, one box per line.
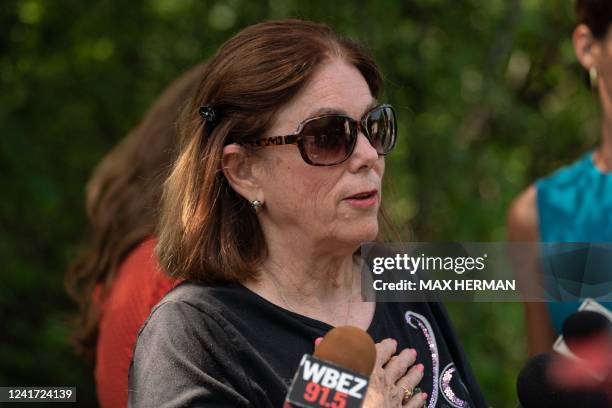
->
[128, 281, 487, 407]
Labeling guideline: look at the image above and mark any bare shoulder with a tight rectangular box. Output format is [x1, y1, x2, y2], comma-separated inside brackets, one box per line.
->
[506, 185, 539, 241]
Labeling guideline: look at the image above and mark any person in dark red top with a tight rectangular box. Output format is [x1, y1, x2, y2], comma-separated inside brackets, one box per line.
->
[93, 238, 178, 408]
[66, 62, 205, 408]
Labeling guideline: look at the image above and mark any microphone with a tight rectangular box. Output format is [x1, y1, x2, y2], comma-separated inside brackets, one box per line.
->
[552, 309, 612, 395]
[517, 308, 612, 408]
[516, 353, 609, 408]
[562, 310, 611, 359]
[313, 326, 377, 376]
[285, 326, 376, 408]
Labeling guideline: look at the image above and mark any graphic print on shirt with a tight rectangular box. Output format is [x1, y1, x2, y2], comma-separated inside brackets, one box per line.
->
[405, 311, 472, 408]
[405, 311, 439, 408]
[439, 363, 469, 408]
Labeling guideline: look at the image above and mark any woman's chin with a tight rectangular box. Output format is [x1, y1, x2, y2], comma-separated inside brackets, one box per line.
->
[340, 220, 379, 247]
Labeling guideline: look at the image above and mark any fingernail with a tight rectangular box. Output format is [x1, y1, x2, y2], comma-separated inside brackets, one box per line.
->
[410, 348, 417, 356]
[314, 337, 323, 346]
[416, 363, 424, 371]
[421, 392, 428, 400]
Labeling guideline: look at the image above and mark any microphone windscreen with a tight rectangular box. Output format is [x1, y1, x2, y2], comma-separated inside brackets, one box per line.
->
[516, 353, 609, 408]
[562, 310, 611, 353]
[313, 326, 376, 376]
[517, 353, 555, 408]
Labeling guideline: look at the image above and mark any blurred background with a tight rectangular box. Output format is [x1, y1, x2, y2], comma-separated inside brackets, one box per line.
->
[0, 0, 599, 406]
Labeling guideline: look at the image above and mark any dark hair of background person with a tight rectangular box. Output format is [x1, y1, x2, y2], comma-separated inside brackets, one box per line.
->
[65, 62, 206, 360]
[576, 0, 612, 39]
[156, 19, 396, 284]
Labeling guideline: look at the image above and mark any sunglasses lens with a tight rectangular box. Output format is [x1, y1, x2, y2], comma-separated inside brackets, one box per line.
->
[301, 116, 354, 165]
[366, 106, 396, 154]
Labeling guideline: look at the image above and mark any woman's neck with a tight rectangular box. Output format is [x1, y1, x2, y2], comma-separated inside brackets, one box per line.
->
[596, 117, 612, 172]
[244, 242, 360, 324]
[596, 83, 612, 172]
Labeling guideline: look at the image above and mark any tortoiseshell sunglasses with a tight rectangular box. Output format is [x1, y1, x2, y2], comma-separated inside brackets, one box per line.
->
[240, 104, 397, 166]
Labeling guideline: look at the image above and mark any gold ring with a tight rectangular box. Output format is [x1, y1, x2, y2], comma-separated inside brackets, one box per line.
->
[401, 385, 413, 400]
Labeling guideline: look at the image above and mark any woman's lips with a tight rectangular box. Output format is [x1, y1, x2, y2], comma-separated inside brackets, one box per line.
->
[343, 190, 379, 207]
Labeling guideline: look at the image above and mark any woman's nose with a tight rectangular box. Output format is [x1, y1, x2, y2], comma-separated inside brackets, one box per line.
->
[348, 131, 379, 171]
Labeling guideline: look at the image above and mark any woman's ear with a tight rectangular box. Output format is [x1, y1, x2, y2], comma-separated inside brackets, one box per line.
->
[574, 24, 600, 71]
[222, 144, 264, 203]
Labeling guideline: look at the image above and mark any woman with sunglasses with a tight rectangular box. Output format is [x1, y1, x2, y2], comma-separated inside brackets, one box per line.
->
[129, 20, 487, 408]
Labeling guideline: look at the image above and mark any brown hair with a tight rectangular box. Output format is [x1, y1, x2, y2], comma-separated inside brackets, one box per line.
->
[65, 62, 205, 359]
[157, 19, 383, 283]
[577, 0, 612, 39]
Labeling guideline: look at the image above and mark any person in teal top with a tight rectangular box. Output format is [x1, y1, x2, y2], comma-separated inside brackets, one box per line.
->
[507, 0, 612, 357]
[536, 151, 612, 333]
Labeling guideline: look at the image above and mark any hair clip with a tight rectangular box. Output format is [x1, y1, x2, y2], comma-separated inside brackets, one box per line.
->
[199, 105, 217, 123]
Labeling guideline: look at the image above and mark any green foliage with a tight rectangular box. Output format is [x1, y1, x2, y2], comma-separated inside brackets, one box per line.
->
[0, 0, 594, 406]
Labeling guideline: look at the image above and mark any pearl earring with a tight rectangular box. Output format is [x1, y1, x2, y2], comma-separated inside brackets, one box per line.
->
[251, 200, 263, 213]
